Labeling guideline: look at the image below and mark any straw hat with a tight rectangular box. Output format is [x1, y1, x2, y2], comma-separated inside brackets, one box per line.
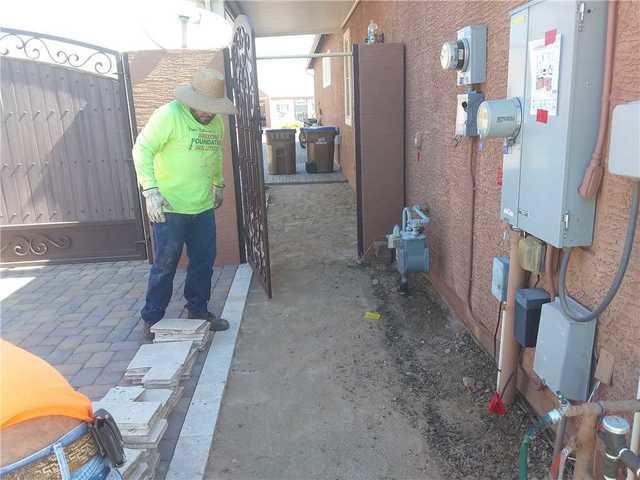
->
[176, 68, 236, 115]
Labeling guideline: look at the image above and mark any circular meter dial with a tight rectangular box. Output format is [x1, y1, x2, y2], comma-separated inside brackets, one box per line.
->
[440, 40, 466, 71]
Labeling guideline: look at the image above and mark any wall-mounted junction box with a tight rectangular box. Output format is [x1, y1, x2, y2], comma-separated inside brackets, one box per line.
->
[441, 25, 487, 86]
[609, 101, 640, 179]
[456, 91, 485, 136]
[517, 235, 545, 274]
[499, 0, 608, 248]
[491, 256, 510, 302]
[515, 288, 551, 347]
[533, 298, 597, 401]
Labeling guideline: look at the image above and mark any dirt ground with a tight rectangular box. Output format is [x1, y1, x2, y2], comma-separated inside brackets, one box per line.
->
[206, 183, 551, 480]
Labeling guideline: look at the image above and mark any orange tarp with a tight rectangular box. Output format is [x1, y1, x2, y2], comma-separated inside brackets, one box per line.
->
[0, 339, 93, 429]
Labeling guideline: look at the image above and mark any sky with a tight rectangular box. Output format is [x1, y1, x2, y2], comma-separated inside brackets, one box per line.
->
[255, 35, 316, 99]
[2, 0, 232, 51]
[3, 0, 316, 99]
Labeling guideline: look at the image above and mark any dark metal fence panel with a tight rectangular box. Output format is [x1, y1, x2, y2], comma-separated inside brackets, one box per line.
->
[228, 15, 272, 297]
[0, 29, 146, 264]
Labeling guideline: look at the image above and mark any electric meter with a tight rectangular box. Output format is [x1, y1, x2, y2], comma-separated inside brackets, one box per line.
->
[477, 98, 522, 141]
[441, 25, 487, 85]
[440, 40, 467, 71]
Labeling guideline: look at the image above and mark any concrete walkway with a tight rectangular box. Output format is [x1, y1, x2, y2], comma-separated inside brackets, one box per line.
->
[206, 184, 440, 480]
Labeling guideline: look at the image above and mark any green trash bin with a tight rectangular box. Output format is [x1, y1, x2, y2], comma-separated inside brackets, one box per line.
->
[265, 129, 296, 175]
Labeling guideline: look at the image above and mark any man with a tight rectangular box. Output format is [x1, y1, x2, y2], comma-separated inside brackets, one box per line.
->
[1, 339, 124, 479]
[133, 67, 236, 338]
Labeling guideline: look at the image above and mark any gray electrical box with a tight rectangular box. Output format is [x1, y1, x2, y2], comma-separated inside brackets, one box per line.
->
[491, 256, 509, 302]
[533, 298, 597, 400]
[456, 91, 485, 136]
[609, 101, 640, 179]
[457, 25, 487, 86]
[500, 0, 608, 248]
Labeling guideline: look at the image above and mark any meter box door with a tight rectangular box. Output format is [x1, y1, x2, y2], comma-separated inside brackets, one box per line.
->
[501, 0, 608, 248]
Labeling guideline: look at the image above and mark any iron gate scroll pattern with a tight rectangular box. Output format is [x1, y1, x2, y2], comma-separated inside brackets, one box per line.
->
[229, 15, 272, 297]
[0, 28, 147, 264]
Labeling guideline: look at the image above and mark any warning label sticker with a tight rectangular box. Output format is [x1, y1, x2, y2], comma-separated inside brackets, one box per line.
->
[529, 33, 561, 116]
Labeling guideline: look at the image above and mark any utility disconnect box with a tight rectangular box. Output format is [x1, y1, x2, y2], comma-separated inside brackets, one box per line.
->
[456, 91, 485, 136]
[533, 298, 597, 401]
[500, 0, 608, 248]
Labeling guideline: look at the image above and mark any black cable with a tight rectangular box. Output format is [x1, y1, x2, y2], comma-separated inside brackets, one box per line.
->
[493, 301, 502, 361]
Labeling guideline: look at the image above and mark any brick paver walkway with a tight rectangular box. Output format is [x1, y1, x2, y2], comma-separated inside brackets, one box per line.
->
[1, 260, 238, 478]
[0, 261, 237, 400]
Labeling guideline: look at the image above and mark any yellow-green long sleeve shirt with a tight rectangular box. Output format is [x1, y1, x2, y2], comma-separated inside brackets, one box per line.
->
[133, 100, 225, 214]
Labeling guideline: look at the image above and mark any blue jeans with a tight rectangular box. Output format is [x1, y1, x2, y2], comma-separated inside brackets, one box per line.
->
[0, 423, 123, 480]
[141, 209, 216, 325]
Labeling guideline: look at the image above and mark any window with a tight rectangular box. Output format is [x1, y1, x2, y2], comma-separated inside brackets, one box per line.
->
[294, 99, 309, 122]
[322, 51, 331, 88]
[343, 30, 353, 126]
[276, 102, 290, 118]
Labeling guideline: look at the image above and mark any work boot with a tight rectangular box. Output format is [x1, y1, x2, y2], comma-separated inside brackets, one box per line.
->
[142, 322, 155, 341]
[187, 310, 229, 332]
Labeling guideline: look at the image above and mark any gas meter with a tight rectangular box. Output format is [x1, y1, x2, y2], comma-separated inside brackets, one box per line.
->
[387, 206, 430, 293]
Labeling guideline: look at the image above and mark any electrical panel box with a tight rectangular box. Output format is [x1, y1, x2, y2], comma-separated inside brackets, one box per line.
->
[515, 288, 551, 347]
[609, 101, 640, 179]
[533, 298, 597, 401]
[500, 0, 608, 248]
[456, 91, 485, 136]
[491, 256, 510, 302]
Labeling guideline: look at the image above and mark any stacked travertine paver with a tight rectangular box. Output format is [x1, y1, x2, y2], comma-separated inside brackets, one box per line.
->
[151, 319, 212, 350]
[96, 319, 210, 479]
[123, 340, 198, 388]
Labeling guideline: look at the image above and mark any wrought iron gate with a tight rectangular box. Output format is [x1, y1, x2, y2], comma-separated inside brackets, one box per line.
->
[226, 15, 272, 298]
[0, 28, 147, 265]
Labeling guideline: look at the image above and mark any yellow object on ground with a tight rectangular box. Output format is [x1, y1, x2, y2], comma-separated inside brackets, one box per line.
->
[0, 339, 93, 429]
[364, 311, 381, 321]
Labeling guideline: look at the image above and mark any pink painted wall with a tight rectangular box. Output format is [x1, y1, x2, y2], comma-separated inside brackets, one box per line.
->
[314, 0, 640, 413]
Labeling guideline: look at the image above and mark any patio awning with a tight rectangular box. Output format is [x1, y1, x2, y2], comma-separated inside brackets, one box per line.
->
[227, 0, 355, 37]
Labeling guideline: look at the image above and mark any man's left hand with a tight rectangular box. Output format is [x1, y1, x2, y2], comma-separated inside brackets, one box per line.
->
[213, 185, 224, 209]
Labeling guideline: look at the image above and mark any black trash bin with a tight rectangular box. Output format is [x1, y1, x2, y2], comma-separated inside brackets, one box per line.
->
[300, 126, 338, 173]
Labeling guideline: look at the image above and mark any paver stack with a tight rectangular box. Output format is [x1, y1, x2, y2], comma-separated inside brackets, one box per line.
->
[93, 319, 209, 480]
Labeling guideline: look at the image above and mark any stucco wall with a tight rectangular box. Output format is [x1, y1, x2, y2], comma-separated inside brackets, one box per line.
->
[311, 35, 356, 188]
[316, 1, 640, 411]
[127, 49, 241, 266]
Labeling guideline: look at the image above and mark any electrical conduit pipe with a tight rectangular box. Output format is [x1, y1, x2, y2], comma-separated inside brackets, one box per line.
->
[559, 180, 639, 322]
[628, 376, 640, 480]
[578, 0, 617, 199]
[496, 228, 526, 404]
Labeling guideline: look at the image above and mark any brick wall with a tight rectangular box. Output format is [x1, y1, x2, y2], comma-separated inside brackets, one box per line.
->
[315, 0, 640, 412]
[127, 49, 241, 266]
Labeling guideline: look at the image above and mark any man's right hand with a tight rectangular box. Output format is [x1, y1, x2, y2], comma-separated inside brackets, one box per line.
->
[142, 188, 172, 223]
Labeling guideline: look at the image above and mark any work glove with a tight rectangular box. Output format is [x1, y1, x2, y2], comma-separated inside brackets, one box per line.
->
[213, 185, 224, 210]
[142, 188, 172, 223]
